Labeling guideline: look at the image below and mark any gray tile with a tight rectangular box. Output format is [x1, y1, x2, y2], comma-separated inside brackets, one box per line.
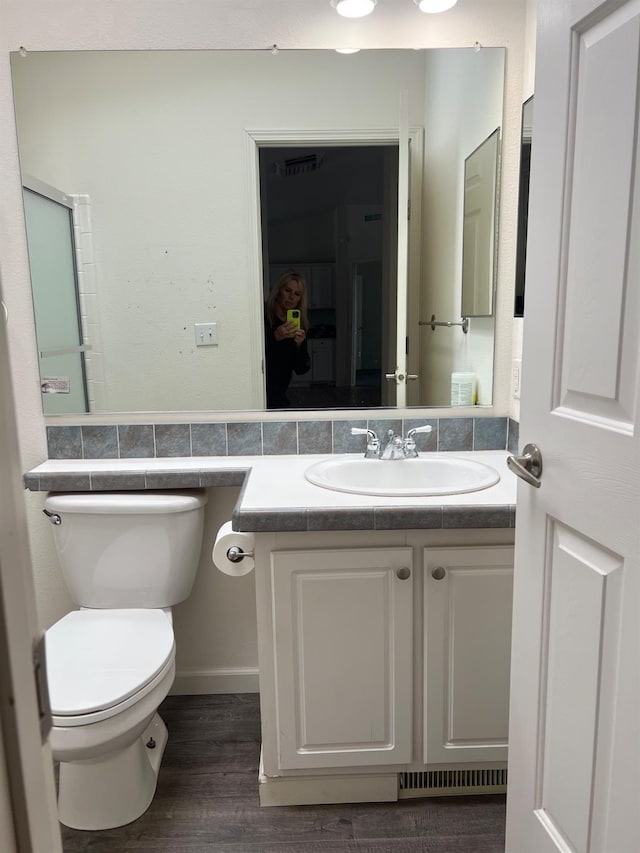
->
[23, 474, 40, 491]
[333, 419, 368, 454]
[262, 421, 297, 455]
[145, 471, 201, 489]
[199, 471, 247, 488]
[155, 424, 191, 457]
[402, 418, 438, 453]
[47, 426, 82, 459]
[298, 420, 333, 454]
[81, 425, 118, 459]
[90, 472, 147, 490]
[307, 507, 375, 531]
[442, 506, 511, 529]
[508, 418, 520, 455]
[438, 418, 473, 452]
[227, 423, 262, 456]
[37, 473, 91, 491]
[374, 506, 443, 530]
[233, 509, 307, 532]
[473, 418, 507, 451]
[191, 423, 227, 457]
[118, 424, 155, 458]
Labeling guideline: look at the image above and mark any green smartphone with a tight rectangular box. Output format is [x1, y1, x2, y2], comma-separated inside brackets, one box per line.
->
[286, 309, 301, 329]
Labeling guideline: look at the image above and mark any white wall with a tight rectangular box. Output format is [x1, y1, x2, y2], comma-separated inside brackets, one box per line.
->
[0, 0, 527, 691]
[420, 47, 504, 406]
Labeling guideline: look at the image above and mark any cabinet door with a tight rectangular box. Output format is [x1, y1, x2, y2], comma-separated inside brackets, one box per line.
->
[309, 264, 334, 308]
[424, 546, 513, 764]
[311, 339, 334, 383]
[271, 548, 413, 770]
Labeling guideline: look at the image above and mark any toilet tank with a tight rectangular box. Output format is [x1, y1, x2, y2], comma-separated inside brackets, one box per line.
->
[44, 491, 208, 609]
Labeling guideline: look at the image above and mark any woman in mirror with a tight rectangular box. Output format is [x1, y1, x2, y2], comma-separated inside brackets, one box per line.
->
[265, 269, 311, 408]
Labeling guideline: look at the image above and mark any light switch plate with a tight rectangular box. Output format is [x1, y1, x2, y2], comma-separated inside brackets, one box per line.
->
[512, 358, 522, 400]
[194, 322, 218, 346]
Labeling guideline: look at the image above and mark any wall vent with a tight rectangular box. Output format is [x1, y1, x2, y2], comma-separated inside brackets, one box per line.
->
[398, 768, 507, 799]
[273, 153, 325, 178]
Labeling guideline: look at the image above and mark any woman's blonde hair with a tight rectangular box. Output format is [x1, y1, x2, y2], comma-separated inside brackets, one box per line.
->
[266, 269, 309, 330]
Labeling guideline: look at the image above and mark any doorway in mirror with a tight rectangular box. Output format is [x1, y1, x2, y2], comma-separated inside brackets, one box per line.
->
[260, 145, 399, 410]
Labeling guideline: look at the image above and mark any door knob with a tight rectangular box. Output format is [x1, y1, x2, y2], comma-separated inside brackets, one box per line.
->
[507, 443, 542, 488]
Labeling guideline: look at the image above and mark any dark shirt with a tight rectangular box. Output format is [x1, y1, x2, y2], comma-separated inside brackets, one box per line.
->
[265, 316, 310, 408]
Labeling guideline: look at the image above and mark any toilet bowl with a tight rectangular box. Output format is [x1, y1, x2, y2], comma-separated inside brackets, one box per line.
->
[42, 491, 207, 830]
[47, 609, 176, 829]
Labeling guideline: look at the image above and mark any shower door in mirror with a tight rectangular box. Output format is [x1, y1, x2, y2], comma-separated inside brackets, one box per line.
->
[23, 179, 88, 414]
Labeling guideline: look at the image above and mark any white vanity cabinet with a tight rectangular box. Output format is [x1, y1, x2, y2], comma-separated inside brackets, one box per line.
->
[423, 546, 514, 765]
[266, 547, 413, 771]
[254, 530, 515, 806]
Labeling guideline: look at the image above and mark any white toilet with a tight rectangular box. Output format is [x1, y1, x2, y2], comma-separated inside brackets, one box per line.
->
[42, 490, 208, 831]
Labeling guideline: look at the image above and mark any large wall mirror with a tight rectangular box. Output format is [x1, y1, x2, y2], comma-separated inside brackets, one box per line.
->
[10, 47, 505, 416]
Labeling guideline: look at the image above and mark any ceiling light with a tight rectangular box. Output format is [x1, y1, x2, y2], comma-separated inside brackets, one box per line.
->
[331, 0, 377, 19]
[335, 48, 361, 54]
[414, 0, 457, 12]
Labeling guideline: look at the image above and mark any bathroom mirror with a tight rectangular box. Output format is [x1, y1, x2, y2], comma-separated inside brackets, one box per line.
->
[10, 47, 505, 415]
[514, 96, 533, 318]
[461, 128, 500, 318]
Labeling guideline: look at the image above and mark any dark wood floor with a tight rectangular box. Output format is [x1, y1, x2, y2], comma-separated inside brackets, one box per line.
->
[59, 693, 506, 852]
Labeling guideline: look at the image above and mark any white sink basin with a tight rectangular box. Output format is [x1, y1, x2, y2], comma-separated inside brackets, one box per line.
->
[305, 455, 500, 497]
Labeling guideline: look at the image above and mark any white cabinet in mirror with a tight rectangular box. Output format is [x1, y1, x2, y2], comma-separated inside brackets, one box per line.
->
[11, 47, 505, 416]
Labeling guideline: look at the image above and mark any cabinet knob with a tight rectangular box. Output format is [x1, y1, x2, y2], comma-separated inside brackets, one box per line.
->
[431, 566, 446, 581]
[396, 566, 411, 580]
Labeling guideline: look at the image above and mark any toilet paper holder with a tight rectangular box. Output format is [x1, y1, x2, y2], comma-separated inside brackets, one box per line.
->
[227, 545, 254, 563]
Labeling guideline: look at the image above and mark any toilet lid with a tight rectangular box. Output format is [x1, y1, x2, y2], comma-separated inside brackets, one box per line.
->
[46, 609, 175, 717]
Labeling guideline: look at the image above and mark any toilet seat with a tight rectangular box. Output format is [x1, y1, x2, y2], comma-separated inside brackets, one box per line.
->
[46, 609, 175, 726]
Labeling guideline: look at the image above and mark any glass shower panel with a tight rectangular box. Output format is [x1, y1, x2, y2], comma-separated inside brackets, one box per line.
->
[23, 186, 88, 414]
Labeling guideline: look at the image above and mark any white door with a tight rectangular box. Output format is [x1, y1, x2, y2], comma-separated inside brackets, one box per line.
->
[0, 289, 62, 849]
[506, 1, 640, 851]
[389, 92, 410, 407]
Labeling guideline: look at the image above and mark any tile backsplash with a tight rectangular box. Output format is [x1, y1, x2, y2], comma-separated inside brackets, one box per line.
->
[46, 417, 520, 460]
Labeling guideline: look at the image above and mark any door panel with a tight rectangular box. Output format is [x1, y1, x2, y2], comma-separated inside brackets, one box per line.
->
[537, 523, 623, 852]
[270, 548, 413, 770]
[424, 546, 513, 765]
[506, 1, 640, 851]
[559, 9, 640, 426]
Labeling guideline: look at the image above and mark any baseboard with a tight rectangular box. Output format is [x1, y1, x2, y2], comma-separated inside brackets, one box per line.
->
[259, 770, 399, 807]
[171, 666, 259, 695]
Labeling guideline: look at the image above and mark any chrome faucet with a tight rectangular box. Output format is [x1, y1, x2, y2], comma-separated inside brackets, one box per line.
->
[381, 430, 405, 460]
[351, 424, 433, 460]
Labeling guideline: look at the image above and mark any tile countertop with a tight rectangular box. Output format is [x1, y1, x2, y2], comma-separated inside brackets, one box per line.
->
[24, 450, 517, 532]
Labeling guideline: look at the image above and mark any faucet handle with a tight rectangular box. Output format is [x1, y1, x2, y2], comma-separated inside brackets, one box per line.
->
[350, 427, 380, 458]
[404, 424, 433, 458]
[406, 424, 433, 439]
